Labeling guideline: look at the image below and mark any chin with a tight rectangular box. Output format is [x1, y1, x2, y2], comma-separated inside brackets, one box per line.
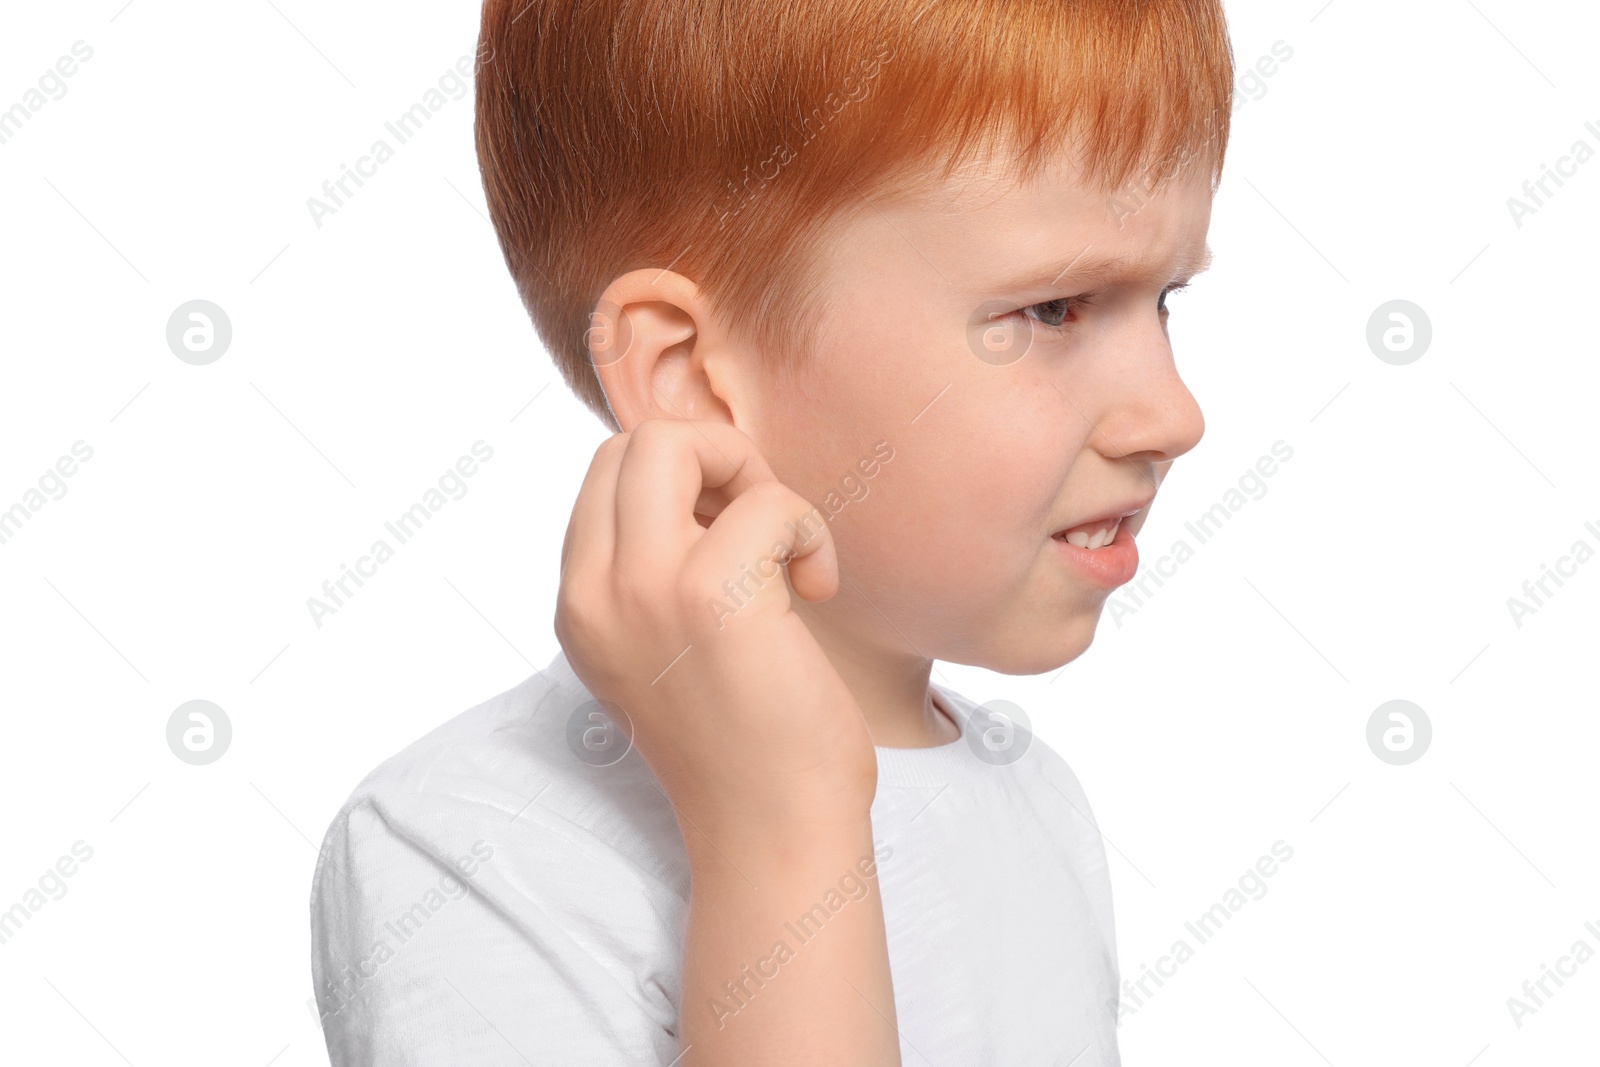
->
[965, 611, 1102, 677]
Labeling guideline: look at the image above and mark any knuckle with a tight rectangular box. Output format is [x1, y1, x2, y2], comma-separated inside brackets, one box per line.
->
[734, 477, 773, 508]
[589, 433, 629, 469]
[677, 555, 728, 606]
[746, 478, 796, 514]
[629, 417, 673, 449]
[613, 573, 666, 627]
[554, 580, 604, 643]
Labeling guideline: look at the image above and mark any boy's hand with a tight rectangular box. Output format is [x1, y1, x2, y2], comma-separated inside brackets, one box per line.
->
[557, 417, 903, 1065]
[555, 417, 877, 844]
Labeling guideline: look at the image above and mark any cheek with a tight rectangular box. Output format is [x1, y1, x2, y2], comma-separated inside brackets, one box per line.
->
[761, 322, 938, 502]
[838, 422, 1059, 588]
[778, 296, 1082, 588]
[959, 385, 1083, 527]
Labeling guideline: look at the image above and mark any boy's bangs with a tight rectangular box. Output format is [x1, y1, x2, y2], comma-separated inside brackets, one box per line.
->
[878, 0, 1234, 193]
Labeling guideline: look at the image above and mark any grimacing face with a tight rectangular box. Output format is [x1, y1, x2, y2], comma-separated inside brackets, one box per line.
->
[737, 145, 1214, 676]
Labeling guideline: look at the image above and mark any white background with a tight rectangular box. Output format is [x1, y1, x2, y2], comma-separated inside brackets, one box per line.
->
[1, 1, 1595, 1063]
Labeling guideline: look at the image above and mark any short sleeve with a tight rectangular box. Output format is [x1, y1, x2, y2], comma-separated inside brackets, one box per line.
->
[310, 784, 684, 1066]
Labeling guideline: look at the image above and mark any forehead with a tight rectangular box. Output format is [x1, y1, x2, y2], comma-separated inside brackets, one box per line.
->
[849, 140, 1216, 290]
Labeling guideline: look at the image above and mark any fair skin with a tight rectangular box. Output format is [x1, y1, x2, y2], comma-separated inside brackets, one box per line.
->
[557, 140, 1213, 1064]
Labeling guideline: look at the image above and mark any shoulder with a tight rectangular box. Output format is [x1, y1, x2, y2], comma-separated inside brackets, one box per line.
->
[315, 649, 685, 895]
[309, 650, 689, 1062]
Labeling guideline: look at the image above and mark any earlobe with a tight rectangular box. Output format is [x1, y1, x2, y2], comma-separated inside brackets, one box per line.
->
[589, 269, 740, 433]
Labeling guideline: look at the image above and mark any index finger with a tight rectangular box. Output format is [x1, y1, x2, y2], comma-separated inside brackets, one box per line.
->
[561, 431, 631, 579]
[613, 418, 780, 566]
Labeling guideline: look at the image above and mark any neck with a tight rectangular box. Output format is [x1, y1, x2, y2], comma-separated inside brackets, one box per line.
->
[794, 601, 961, 749]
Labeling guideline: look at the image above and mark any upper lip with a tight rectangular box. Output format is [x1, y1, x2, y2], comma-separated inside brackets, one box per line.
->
[1053, 495, 1155, 535]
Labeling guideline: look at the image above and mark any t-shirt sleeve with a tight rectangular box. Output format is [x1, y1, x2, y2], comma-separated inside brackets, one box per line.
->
[309, 784, 684, 1066]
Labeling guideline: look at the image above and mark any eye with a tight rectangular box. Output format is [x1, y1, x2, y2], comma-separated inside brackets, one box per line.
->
[1021, 296, 1077, 330]
[1017, 281, 1192, 334]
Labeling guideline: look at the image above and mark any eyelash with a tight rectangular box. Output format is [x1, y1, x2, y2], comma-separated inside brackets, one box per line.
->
[1020, 282, 1191, 332]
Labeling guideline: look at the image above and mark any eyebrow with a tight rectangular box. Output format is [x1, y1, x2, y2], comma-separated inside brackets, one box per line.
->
[994, 243, 1215, 294]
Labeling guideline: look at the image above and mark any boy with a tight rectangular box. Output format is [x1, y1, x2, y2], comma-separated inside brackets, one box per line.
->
[310, 1, 1234, 1063]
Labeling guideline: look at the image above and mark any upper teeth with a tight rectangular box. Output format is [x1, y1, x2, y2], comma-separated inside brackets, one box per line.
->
[1059, 518, 1120, 550]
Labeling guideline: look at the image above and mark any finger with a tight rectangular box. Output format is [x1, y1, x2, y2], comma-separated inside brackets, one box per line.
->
[613, 418, 781, 566]
[562, 432, 630, 579]
[686, 478, 838, 612]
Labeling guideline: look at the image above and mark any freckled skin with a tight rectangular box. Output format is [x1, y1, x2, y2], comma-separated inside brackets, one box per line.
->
[726, 146, 1213, 697]
[592, 144, 1215, 748]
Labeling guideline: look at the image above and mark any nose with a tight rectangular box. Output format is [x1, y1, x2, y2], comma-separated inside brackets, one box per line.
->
[1090, 316, 1205, 468]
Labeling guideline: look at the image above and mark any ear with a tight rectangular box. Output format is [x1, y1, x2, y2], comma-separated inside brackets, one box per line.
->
[588, 268, 742, 433]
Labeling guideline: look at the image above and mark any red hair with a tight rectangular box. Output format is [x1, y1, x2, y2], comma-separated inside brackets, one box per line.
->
[475, 0, 1235, 431]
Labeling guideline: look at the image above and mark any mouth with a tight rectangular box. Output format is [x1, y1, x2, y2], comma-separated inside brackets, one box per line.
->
[1052, 517, 1124, 551]
[1051, 498, 1154, 551]
[1050, 500, 1149, 590]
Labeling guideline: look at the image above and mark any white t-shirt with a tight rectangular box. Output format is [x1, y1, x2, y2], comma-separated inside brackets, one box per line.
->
[310, 649, 1122, 1065]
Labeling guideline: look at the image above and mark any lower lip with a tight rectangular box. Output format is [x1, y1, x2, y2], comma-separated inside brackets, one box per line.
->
[1051, 519, 1140, 589]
